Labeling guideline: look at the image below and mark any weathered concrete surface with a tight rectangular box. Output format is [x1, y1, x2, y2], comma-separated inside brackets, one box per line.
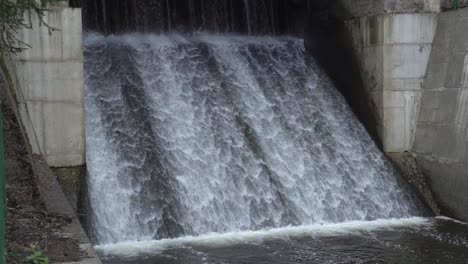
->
[440, 0, 468, 10]
[413, 7, 468, 221]
[336, 0, 440, 18]
[345, 13, 438, 152]
[6, 5, 85, 167]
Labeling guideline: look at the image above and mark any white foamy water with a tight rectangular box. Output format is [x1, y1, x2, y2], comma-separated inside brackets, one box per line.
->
[96, 217, 433, 257]
[84, 34, 425, 244]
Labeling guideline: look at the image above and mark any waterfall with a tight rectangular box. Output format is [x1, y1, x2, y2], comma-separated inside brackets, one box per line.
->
[84, 34, 425, 245]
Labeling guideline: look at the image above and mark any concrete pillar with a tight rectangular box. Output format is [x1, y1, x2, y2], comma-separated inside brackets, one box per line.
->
[6, 5, 85, 167]
[381, 14, 438, 152]
[343, 1, 439, 152]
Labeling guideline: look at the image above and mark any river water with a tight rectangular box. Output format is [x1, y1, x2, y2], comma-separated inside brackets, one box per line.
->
[97, 217, 468, 263]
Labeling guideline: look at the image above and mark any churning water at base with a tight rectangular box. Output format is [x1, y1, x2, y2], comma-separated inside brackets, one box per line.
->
[97, 217, 468, 264]
[84, 34, 425, 245]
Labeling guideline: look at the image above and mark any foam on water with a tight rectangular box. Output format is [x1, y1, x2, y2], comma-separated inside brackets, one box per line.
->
[84, 33, 426, 244]
[96, 217, 433, 257]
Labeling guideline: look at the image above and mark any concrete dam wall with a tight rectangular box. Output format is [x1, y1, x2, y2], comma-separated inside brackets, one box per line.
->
[2, 0, 468, 226]
[413, 7, 468, 221]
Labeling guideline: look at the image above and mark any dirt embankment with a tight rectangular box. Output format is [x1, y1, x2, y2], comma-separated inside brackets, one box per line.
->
[1, 89, 81, 263]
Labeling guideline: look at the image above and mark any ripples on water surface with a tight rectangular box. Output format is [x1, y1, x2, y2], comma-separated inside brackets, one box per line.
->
[97, 217, 468, 264]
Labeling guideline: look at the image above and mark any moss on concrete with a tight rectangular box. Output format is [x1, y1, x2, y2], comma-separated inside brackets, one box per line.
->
[52, 166, 85, 211]
[365, 16, 380, 46]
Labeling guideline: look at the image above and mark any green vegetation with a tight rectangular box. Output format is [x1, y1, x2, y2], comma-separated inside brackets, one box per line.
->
[25, 250, 49, 264]
[7, 250, 17, 257]
[0, 0, 57, 54]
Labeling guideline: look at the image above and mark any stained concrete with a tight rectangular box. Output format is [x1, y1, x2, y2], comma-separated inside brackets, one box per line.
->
[5, 4, 85, 167]
[336, 0, 440, 18]
[413, 7, 468, 221]
[441, 0, 468, 10]
[345, 12, 438, 152]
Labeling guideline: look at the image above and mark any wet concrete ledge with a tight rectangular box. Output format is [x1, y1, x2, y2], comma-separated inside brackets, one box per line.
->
[32, 155, 102, 264]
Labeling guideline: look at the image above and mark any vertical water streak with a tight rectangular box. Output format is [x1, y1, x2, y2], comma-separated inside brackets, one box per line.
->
[243, 0, 252, 35]
[166, 0, 172, 32]
[100, 0, 107, 34]
[188, 0, 195, 31]
[75, 0, 309, 35]
[270, 1, 276, 35]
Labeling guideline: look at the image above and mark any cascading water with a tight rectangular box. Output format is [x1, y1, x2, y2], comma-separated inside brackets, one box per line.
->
[84, 34, 426, 245]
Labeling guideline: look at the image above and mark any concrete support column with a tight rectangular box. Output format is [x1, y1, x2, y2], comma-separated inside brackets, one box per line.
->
[6, 4, 85, 167]
[346, 10, 438, 152]
[381, 14, 438, 152]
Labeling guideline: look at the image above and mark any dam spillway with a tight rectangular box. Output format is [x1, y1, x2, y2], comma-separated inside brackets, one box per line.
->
[83, 34, 425, 245]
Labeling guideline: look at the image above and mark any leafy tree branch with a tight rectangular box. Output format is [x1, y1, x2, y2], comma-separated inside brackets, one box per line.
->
[0, 0, 58, 55]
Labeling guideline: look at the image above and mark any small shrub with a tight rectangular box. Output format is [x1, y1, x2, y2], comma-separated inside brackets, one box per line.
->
[25, 250, 49, 264]
[7, 250, 17, 257]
